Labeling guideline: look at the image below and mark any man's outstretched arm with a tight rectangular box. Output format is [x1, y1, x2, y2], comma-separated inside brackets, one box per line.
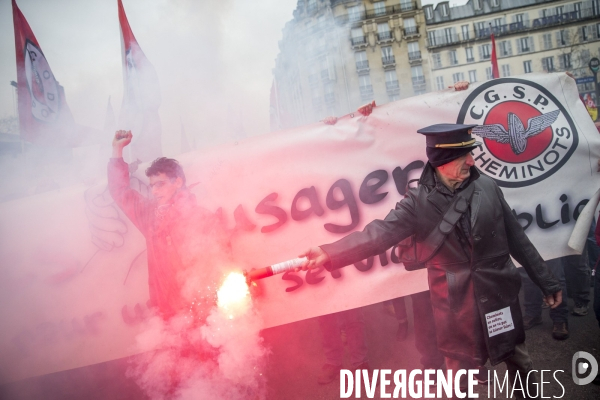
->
[108, 130, 152, 233]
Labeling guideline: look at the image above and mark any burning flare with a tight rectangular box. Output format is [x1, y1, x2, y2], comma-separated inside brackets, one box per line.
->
[217, 272, 250, 317]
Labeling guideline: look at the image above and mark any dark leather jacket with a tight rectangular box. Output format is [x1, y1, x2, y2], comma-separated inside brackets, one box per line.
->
[321, 162, 561, 365]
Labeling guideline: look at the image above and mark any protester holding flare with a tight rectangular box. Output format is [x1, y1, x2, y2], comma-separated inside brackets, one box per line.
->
[301, 119, 562, 397]
[108, 130, 231, 321]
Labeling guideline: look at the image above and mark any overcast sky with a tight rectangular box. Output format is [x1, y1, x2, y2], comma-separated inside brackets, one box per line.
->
[0, 0, 462, 153]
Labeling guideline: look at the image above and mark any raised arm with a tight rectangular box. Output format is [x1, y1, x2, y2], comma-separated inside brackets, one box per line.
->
[108, 130, 152, 234]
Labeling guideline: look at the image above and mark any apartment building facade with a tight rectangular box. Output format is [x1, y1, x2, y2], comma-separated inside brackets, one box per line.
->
[272, 0, 431, 129]
[423, 0, 600, 99]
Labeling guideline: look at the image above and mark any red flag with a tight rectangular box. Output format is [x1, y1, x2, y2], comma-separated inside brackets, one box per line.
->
[12, 0, 77, 145]
[490, 28, 500, 79]
[118, 0, 162, 162]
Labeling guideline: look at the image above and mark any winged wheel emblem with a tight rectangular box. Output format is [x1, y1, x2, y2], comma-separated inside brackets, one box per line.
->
[472, 110, 559, 155]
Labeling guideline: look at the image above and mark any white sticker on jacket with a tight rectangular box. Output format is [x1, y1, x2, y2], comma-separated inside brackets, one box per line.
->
[485, 306, 515, 337]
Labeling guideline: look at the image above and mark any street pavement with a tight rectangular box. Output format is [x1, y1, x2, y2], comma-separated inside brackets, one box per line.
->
[1, 288, 598, 399]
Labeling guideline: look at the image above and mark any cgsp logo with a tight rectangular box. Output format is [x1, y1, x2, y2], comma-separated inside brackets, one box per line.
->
[24, 39, 60, 123]
[457, 78, 578, 188]
[572, 351, 598, 385]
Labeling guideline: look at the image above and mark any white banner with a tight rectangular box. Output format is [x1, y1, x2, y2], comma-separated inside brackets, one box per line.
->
[1, 73, 599, 383]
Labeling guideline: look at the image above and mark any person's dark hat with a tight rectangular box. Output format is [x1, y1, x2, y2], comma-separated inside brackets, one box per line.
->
[417, 123, 481, 167]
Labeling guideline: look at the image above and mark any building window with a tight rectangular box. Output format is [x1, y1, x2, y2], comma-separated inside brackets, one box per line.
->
[400, 0, 414, 12]
[404, 18, 417, 36]
[597, 23, 600, 38]
[425, 6, 433, 20]
[515, 13, 524, 24]
[432, 53, 442, 69]
[593, 0, 600, 16]
[442, 4, 449, 17]
[523, 60, 532, 73]
[501, 64, 510, 77]
[466, 47, 474, 63]
[468, 70, 477, 83]
[485, 67, 493, 80]
[480, 44, 491, 60]
[411, 65, 425, 85]
[555, 6, 564, 15]
[474, 0, 482, 11]
[542, 33, 552, 50]
[542, 57, 554, 72]
[377, 23, 392, 41]
[389, 94, 401, 102]
[348, 5, 364, 22]
[351, 28, 366, 46]
[307, 0, 317, 13]
[560, 53, 572, 70]
[408, 41, 421, 61]
[381, 46, 395, 65]
[444, 27, 456, 44]
[449, 50, 458, 66]
[355, 51, 369, 71]
[385, 70, 400, 93]
[359, 74, 373, 100]
[499, 40, 512, 57]
[428, 31, 437, 47]
[581, 26, 588, 42]
[558, 30, 569, 46]
[581, 49, 591, 65]
[436, 76, 445, 91]
[462, 25, 470, 40]
[491, 0, 499, 7]
[373, 1, 386, 17]
[518, 37, 532, 53]
[574, 2, 581, 18]
[452, 72, 465, 84]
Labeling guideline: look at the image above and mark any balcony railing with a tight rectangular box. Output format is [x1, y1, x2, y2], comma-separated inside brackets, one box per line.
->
[335, 2, 418, 24]
[356, 60, 369, 71]
[382, 56, 396, 66]
[399, 1, 414, 12]
[386, 81, 400, 92]
[408, 51, 421, 61]
[377, 31, 393, 41]
[359, 84, 374, 99]
[427, 7, 600, 49]
[466, 57, 475, 63]
[404, 26, 418, 37]
[321, 70, 331, 81]
[351, 36, 367, 47]
[412, 76, 426, 86]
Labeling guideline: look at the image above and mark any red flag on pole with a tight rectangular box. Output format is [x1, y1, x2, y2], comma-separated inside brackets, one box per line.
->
[490, 26, 500, 79]
[117, 0, 162, 162]
[12, 0, 77, 145]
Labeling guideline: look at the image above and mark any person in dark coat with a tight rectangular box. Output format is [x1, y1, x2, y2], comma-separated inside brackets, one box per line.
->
[301, 124, 562, 396]
[108, 130, 231, 321]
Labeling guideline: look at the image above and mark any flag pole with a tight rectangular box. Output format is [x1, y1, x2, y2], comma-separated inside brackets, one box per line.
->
[489, 23, 500, 79]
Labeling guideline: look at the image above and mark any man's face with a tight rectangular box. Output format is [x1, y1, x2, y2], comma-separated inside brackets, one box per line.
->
[149, 173, 183, 205]
[437, 152, 475, 184]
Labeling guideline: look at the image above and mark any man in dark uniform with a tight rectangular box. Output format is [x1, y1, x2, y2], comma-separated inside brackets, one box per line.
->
[301, 124, 562, 397]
